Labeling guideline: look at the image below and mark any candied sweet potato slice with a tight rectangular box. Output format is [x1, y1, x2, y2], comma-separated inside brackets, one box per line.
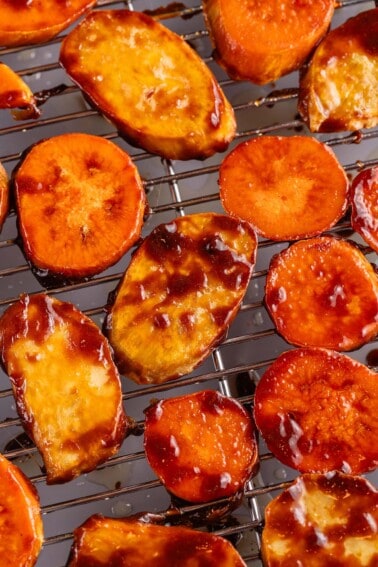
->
[0, 452, 43, 567]
[0, 62, 38, 118]
[202, 0, 334, 85]
[254, 347, 378, 474]
[0, 160, 9, 231]
[298, 9, 378, 132]
[0, 0, 95, 47]
[59, 9, 236, 161]
[0, 293, 127, 484]
[262, 472, 378, 567]
[106, 212, 257, 384]
[219, 136, 348, 241]
[350, 166, 378, 253]
[14, 132, 146, 279]
[265, 236, 378, 350]
[144, 390, 257, 503]
[67, 514, 247, 566]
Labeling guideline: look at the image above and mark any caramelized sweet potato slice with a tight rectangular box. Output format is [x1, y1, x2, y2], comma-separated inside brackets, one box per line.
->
[0, 160, 9, 231]
[67, 514, 247, 566]
[59, 10, 236, 160]
[0, 452, 43, 567]
[0, 293, 127, 484]
[14, 133, 146, 279]
[106, 212, 257, 384]
[262, 472, 378, 567]
[298, 9, 378, 132]
[202, 0, 334, 85]
[0, 62, 38, 118]
[144, 390, 257, 503]
[265, 236, 378, 350]
[254, 347, 378, 474]
[350, 166, 378, 253]
[0, 0, 95, 47]
[219, 136, 348, 241]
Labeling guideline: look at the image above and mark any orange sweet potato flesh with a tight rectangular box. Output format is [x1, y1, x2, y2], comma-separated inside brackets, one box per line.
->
[0, 62, 39, 118]
[0, 452, 43, 567]
[106, 212, 257, 384]
[0, 293, 127, 484]
[265, 236, 378, 350]
[0, 161, 9, 231]
[0, 0, 96, 47]
[298, 9, 378, 132]
[262, 472, 378, 567]
[202, 0, 335, 85]
[67, 514, 247, 566]
[14, 133, 146, 279]
[254, 347, 378, 474]
[144, 390, 257, 503]
[59, 10, 236, 161]
[219, 136, 348, 241]
[350, 166, 378, 254]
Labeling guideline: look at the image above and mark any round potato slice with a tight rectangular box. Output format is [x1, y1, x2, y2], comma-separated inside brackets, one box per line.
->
[254, 347, 378, 474]
[14, 133, 146, 279]
[144, 390, 257, 503]
[262, 472, 378, 567]
[219, 136, 348, 241]
[350, 166, 378, 253]
[265, 236, 378, 350]
[0, 160, 9, 232]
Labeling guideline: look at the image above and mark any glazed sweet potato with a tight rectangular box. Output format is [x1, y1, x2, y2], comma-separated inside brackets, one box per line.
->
[202, 0, 335, 84]
[59, 10, 236, 160]
[219, 136, 348, 240]
[350, 166, 378, 253]
[265, 236, 378, 350]
[144, 390, 257, 503]
[0, 452, 43, 567]
[0, 160, 9, 232]
[106, 212, 257, 384]
[0, 62, 38, 118]
[262, 472, 378, 567]
[254, 347, 378, 474]
[298, 9, 378, 132]
[14, 133, 146, 279]
[67, 514, 247, 566]
[0, 293, 127, 484]
[0, 0, 96, 47]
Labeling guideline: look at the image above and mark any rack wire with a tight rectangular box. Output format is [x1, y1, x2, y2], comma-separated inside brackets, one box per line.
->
[0, 1, 377, 565]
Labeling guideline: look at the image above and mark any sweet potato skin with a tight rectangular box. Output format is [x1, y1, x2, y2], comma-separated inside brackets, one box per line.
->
[0, 161, 9, 231]
[202, 0, 335, 84]
[0, 452, 43, 567]
[350, 166, 378, 253]
[59, 10, 236, 160]
[298, 9, 378, 132]
[0, 293, 127, 484]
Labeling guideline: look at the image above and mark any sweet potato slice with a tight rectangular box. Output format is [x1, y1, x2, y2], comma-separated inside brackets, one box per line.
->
[59, 9, 236, 161]
[0, 0, 95, 47]
[298, 9, 378, 132]
[0, 160, 9, 231]
[0, 293, 127, 484]
[0, 452, 43, 567]
[254, 347, 378, 474]
[202, 0, 335, 85]
[265, 236, 378, 350]
[0, 62, 39, 118]
[14, 132, 146, 279]
[350, 166, 378, 253]
[262, 472, 378, 567]
[144, 390, 257, 503]
[219, 136, 348, 241]
[67, 514, 247, 566]
[106, 212, 257, 384]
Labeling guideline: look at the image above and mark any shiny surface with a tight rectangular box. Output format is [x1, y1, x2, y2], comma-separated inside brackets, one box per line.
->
[350, 166, 378, 254]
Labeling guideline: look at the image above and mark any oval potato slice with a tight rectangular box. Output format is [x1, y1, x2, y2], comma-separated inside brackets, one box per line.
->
[350, 166, 378, 253]
[59, 10, 236, 160]
[107, 213, 257, 384]
[0, 293, 127, 484]
[0, 452, 43, 567]
[0, 62, 38, 118]
[0, 160, 9, 232]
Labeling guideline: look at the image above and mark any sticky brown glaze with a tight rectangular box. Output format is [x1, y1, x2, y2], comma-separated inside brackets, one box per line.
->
[254, 347, 378, 474]
[0, 293, 127, 484]
[144, 390, 258, 503]
[106, 212, 257, 384]
[262, 472, 378, 566]
[265, 235, 378, 351]
[66, 514, 247, 566]
[350, 166, 378, 253]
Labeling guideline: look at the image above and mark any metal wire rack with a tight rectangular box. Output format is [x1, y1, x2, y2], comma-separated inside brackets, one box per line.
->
[0, 1, 377, 565]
